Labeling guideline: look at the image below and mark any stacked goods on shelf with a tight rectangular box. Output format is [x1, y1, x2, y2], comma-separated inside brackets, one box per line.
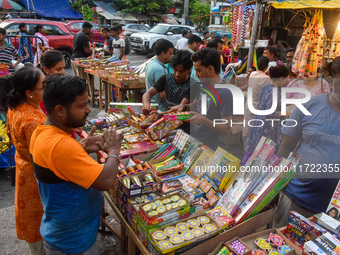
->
[284, 211, 326, 249]
[292, 10, 326, 78]
[216, 137, 296, 224]
[303, 232, 340, 255]
[149, 213, 221, 254]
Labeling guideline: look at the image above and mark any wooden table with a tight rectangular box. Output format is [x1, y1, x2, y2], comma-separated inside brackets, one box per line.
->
[83, 69, 146, 112]
[103, 192, 150, 255]
[71, 61, 96, 107]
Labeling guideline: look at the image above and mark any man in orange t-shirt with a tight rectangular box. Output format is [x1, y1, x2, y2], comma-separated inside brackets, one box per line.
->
[30, 75, 122, 255]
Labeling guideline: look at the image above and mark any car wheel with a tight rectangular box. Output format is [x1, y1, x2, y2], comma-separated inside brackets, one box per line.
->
[60, 50, 72, 69]
[133, 49, 141, 54]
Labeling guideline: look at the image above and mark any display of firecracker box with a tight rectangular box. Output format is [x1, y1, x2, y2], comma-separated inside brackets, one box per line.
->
[139, 205, 191, 227]
[138, 192, 190, 221]
[207, 206, 235, 230]
[303, 232, 340, 255]
[226, 237, 252, 255]
[241, 228, 298, 255]
[145, 117, 183, 142]
[118, 170, 162, 200]
[285, 211, 326, 249]
[211, 242, 233, 255]
[149, 213, 221, 254]
[163, 112, 191, 121]
[136, 210, 191, 249]
[128, 114, 158, 129]
[127, 191, 163, 228]
[119, 141, 159, 159]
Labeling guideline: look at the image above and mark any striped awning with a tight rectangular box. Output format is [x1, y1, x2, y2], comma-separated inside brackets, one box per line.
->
[270, 0, 340, 9]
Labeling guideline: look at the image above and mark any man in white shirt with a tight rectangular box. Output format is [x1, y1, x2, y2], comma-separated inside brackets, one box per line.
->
[110, 26, 125, 60]
[176, 31, 189, 50]
[263, 45, 284, 71]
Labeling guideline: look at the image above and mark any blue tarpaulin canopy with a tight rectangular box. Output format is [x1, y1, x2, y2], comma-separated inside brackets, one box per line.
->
[21, 0, 82, 19]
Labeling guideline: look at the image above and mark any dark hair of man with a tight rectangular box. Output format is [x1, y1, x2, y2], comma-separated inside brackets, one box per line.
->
[223, 35, 228, 39]
[203, 31, 209, 37]
[182, 30, 189, 37]
[146, 53, 155, 59]
[331, 56, 340, 77]
[206, 38, 223, 49]
[9, 67, 42, 109]
[110, 26, 120, 33]
[170, 50, 193, 70]
[82, 22, 93, 29]
[39, 50, 64, 72]
[191, 47, 220, 74]
[102, 27, 110, 33]
[0, 28, 6, 35]
[43, 75, 88, 114]
[34, 24, 43, 33]
[19, 23, 26, 33]
[265, 45, 278, 57]
[188, 34, 202, 45]
[257, 56, 270, 71]
[154, 39, 174, 56]
[286, 48, 295, 54]
[269, 65, 289, 79]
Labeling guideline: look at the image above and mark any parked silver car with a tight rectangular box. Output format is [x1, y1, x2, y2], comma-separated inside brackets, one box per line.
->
[130, 23, 196, 54]
[122, 24, 149, 36]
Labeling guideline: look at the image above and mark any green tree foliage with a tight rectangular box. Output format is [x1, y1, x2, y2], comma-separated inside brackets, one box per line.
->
[114, 0, 174, 15]
[72, 0, 94, 21]
[189, 0, 210, 26]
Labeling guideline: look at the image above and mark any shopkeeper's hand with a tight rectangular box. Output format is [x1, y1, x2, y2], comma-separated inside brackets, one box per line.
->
[142, 103, 152, 115]
[184, 111, 206, 126]
[98, 127, 123, 155]
[151, 111, 163, 120]
[80, 126, 104, 153]
[168, 104, 186, 113]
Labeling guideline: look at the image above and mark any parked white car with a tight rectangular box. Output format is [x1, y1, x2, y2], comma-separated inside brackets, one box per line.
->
[130, 23, 196, 54]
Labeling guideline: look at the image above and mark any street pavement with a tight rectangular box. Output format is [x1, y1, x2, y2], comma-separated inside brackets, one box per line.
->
[0, 51, 146, 255]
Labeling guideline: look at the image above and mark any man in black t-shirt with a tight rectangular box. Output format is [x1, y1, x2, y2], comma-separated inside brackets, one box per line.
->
[102, 27, 113, 56]
[72, 22, 93, 59]
[142, 50, 200, 115]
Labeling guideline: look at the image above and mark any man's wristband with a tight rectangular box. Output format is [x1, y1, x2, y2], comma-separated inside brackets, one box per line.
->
[106, 155, 120, 164]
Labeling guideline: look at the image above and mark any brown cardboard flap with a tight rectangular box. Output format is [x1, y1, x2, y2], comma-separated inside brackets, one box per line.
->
[182, 208, 274, 255]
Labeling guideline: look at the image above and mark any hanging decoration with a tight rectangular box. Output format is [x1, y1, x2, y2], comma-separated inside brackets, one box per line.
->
[292, 10, 326, 78]
[325, 17, 340, 62]
[240, 5, 250, 43]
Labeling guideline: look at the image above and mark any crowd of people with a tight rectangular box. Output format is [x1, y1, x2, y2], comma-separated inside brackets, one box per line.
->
[0, 18, 339, 255]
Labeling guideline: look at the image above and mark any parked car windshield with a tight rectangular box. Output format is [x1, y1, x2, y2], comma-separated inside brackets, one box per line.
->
[148, 25, 170, 35]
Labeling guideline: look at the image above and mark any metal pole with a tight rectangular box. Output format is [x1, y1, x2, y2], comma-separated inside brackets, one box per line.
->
[183, 0, 189, 25]
[247, 0, 261, 71]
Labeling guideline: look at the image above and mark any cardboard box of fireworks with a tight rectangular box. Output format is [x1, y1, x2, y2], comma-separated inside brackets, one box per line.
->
[182, 209, 275, 255]
[148, 212, 222, 254]
[240, 228, 301, 255]
[127, 188, 191, 231]
[117, 155, 186, 220]
[117, 168, 162, 218]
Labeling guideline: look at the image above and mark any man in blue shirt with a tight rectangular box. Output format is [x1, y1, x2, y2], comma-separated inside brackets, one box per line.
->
[144, 39, 174, 112]
[170, 48, 233, 150]
[274, 57, 340, 227]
